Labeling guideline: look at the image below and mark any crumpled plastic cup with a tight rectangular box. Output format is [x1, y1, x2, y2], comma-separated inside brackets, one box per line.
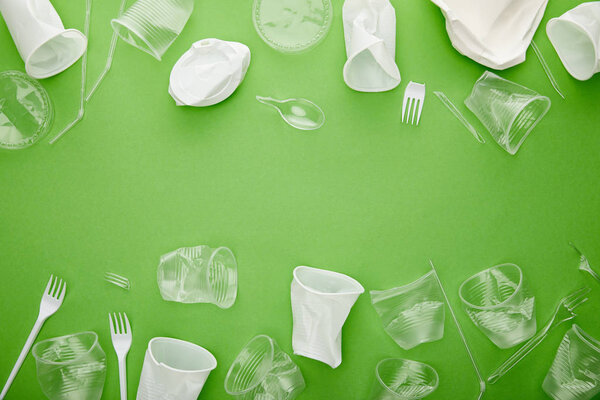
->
[465, 71, 551, 155]
[0, 0, 87, 78]
[370, 271, 445, 350]
[224, 334, 305, 400]
[547, 2, 600, 81]
[291, 266, 364, 368]
[459, 263, 536, 349]
[111, 0, 194, 60]
[157, 245, 238, 308]
[368, 358, 439, 400]
[543, 324, 600, 400]
[136, 337, 217, 400]
[32, 331, 107, 400]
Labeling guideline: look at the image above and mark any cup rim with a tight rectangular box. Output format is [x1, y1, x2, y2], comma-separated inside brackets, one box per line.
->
[375, 358, 439, 399]
[207, 246, 238, 308]
[25, 29, 87, 79]
[32, 331, 100, 365]
[293, 266, 365, 296]
[572, 324, 600, 354]
[370, 270, 435, 300]
[147, 337, 217, 373]
[547, 17, 598, 81]
[224, 334, 275, 395]
[459, 263, 524, 310]
[110, 18, 162, 60]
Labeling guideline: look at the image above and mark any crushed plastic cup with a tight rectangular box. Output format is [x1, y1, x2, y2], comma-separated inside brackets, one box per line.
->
[459, 263, 536, 349]
[370, 271, 445, 350]
[0, 0, 87, 78]
[224, 334, 305, 400]
[543, 324, 600, 400]
[136, 337, 217, 400]
[547, 2, 600, 81]
[32, 331, 107, 400]
[111, 0, 194, 60]
[157, 245, 237, 308]
[465, 71, 551, 155]
[291, 266, 364, 368]
[368, 358, 439, 400]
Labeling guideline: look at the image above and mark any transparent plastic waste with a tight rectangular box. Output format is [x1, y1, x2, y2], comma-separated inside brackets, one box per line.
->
[459, 263, 536, 349]
[256, 96, 325, 130]
[136, 337, 216, 400]
[291, 266, 364, 368]
[465, 71, 550, 155]
[368, 358, 439, 400]
[104, 272, 131, 290]
[0, 0, 87, 79]
[252, 0, 332, 53]
[224, 334, 305, 400]
[111, 0, 194, 60]
[0, 71, 53, 150]
[32, 332, 106, 400]
[433, 91, 485, 143]
[531, 41, 565, 99]
[157, 245, 237, 309]
[543, 325, 600, 400]
[546, 3, 600, 81]
[570, 242, 600, 285]
[370, 271, 445, 350]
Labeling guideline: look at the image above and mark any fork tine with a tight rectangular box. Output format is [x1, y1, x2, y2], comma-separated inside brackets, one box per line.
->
[58, 281, 67, 302]
[402, 95, 408, 123]
[411, 99, 419, 125]
[109, 313, 115, 334]
[45, 275, 54, 295]
[406, 98, 414, 123]
[50, 276, 58, 297]
[118, 312, 125, 334]
[124, 313, 131, 335]
[569, 296, 589, 311]
[564, 287, 591, 308]
[416, 98, 424, 125]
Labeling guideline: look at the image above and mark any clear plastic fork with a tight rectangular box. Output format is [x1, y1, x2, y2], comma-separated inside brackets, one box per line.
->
[0, 275, 67, 399]
[487, 286, 591, 384]
[109, 312, 132, 400]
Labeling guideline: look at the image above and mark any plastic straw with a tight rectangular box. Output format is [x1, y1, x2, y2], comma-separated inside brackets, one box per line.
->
[434, 91, 485, 144]
[49, 0, 92, 144]
[531, 40, 565, 99]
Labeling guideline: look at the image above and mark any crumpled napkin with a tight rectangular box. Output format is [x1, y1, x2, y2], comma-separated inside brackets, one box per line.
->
[342, 0, 401, 92]
[169, 38, 250, 107]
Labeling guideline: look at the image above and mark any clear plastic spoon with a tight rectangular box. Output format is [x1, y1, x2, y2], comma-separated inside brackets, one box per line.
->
[256, 96, 325, 130]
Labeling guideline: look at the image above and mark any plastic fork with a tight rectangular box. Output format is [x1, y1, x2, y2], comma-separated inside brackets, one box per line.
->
[488, 286, 591, 384]
[105, 272, 131, 290]
[570, 242, 600, 284]
[0, 275, 66, 399]
[402, 81, 426, 125]
[109, 312, 132, 400]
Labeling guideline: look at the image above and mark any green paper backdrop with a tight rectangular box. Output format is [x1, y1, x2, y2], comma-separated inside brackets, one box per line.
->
[1, 0, 599, 399]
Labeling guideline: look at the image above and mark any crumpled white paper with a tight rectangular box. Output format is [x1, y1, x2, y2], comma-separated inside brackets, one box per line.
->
[342, 0, 401, 92]
[430, 0, 548, 70]
[169, 38, 250, 107]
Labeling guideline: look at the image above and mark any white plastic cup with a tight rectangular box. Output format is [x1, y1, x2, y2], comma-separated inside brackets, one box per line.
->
[291, 266, 364, 368]
[547, 2, 600, 81]
[0, 0, 87, 79]
[136, 337, 217, 400]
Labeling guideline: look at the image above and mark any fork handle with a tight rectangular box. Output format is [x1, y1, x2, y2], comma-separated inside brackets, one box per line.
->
[118, 357, 127, 400]
[0, 318, 45, 399]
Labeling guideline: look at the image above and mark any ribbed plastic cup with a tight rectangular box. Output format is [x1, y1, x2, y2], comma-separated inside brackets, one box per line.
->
[543, 324, 600, 400]
[224, 335, 305, 400]
[370, 271, 445, 350]
[459, 263, 536, 349]
[111, 0, 194, 60]
[465, 71, 550, 155]
[32, 332, 107, 400]
[369, 358, 439, 400]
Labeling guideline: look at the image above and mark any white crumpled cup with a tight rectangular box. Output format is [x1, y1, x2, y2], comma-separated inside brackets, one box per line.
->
[136, 337, 217, 400]
[169, 38, 251, 107]
[0, 0, 87, 79]
[547, 2, 600, 81]
[291, 266, 364, 368]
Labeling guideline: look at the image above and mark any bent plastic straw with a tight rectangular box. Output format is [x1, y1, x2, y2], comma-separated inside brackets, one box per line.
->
[433, 91, 485, 144]
[49, 0, 91, 144]
[531, 40, 565, 99]
[429, 260, 485, 400]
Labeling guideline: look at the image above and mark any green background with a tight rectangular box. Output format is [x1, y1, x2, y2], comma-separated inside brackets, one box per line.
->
[1, 0, 599, 398]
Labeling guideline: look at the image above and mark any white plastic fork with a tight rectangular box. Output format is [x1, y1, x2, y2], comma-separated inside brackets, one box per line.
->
[109, 312, 132, 400]
[402, 81, 426, 125]
[0, 275, 66, 399]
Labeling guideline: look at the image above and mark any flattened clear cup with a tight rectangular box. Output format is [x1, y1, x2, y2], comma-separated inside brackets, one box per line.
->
[369, 358, 439, 400]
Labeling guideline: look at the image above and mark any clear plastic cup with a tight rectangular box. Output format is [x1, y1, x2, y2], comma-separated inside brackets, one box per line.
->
[369, 358, 439, 400]
[459, 263, 536, 349]
[111, 0, 194, 60]
[370, 271, 445, 350]
[224, 335, 305, 400]
[157, 245, 238, 308]
[32, 332, 107, 400]
[465, 71, 551, 155]
[543, 324, 600, 400]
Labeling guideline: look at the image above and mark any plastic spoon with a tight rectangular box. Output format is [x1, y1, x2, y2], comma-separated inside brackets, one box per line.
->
[256, 96, 325, 130]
